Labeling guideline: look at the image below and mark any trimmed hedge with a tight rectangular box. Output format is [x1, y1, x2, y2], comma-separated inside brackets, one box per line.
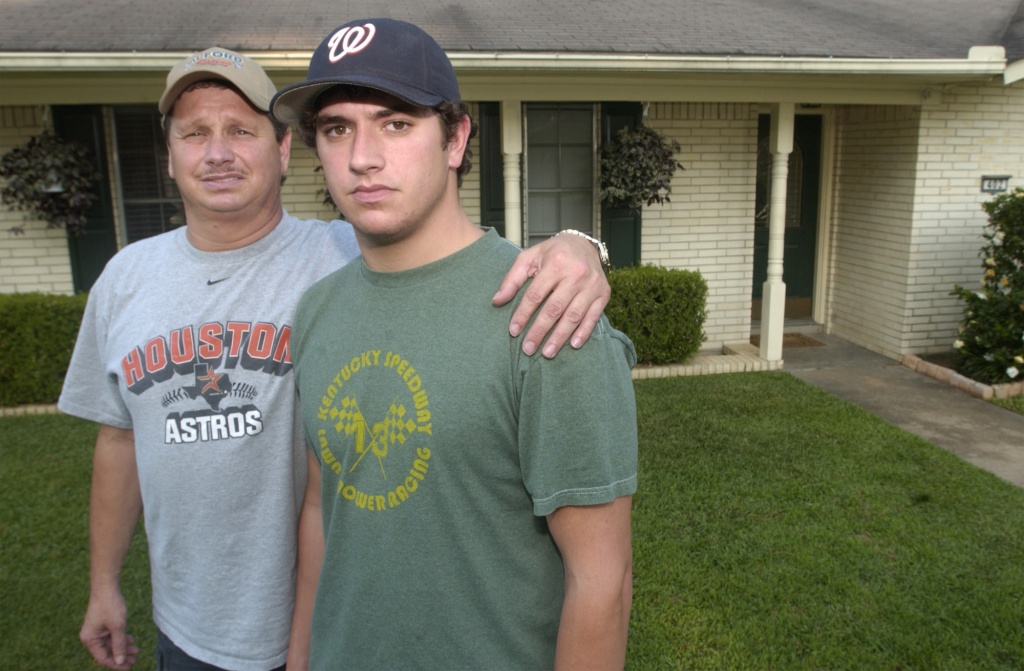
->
[606, 264, 708, 365]
[0, 265, 708, 405]
[0, 292, 87, 407]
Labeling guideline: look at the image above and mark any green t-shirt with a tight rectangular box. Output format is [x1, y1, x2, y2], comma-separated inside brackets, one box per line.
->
[294, 229, 638, 670]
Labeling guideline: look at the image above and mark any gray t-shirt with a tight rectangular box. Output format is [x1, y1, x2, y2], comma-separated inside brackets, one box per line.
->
[59, 213, 359, 671]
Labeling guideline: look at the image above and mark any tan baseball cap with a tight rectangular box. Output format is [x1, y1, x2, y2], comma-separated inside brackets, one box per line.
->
[159, 47, 276, 116]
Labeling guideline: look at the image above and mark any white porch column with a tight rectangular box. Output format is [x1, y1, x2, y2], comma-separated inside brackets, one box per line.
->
[500, 100, 523, 247]
[759, 103, 794, 362]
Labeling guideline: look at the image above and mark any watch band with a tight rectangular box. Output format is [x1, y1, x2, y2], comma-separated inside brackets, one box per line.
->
[559, 229, 612, 274]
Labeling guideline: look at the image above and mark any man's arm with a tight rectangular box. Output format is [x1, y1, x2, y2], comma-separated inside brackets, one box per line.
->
[493, 232, 611, 358]
[80, 424, 142, 671]
[546, 496, 633, 671]
[286, 452, 325, 671]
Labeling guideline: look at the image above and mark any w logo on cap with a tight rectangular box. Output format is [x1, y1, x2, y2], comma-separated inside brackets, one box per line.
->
[328, 23, 376, 63]
[270, 17, 462, 124]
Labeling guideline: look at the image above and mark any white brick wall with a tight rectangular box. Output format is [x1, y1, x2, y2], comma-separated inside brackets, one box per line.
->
[0, 107, 75, 295]
[906, 80, 1024, 353]
[829, 81, 1024, 358]
[828, 105, 920, 358]
[280, 142, 345, 223]
[641, 102, 759, 350]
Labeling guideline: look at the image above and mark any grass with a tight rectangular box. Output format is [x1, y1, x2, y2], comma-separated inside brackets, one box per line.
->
[992, 395, 1024, 416]
[3, 372, 1023, 670]
[0, 415, 155, 670]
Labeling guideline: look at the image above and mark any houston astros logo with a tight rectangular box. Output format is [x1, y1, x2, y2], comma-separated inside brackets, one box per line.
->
[328, 24, 376, 62]
[316, 349, 433, 512]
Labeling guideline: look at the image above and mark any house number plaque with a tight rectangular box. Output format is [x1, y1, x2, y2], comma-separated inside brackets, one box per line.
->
[981, 175, 1011, 193]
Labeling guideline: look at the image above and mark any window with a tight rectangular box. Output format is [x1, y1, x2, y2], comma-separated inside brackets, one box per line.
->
[112, 107, 183, 243]
[524, 105, 594, 247]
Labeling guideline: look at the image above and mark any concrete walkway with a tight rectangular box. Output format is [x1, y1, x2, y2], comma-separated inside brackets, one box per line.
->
[784, 334, 1024, 488]
[642, 333, 1024, 488]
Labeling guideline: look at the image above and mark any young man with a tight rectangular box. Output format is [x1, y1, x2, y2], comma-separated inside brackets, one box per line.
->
[272, 19, 638, 670]
[60, 47, 612, 671]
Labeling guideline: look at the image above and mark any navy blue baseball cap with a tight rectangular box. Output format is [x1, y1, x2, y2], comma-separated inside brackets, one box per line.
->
[271, 18, 461, 125]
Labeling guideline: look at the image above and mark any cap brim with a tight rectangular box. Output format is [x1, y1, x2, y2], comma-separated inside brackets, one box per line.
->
[270, 76, 445, 126]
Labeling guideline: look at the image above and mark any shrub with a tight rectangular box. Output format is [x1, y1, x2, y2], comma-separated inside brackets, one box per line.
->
[951, 189, 1024, 385]
[0, 292, 87, 406]
[605, 264, 708, 365]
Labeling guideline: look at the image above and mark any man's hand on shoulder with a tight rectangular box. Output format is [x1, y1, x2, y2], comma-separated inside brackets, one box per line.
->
[493, 231, 611, 358]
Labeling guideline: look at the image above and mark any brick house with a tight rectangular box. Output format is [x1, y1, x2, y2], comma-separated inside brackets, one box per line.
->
[2, 0, 1022, 363]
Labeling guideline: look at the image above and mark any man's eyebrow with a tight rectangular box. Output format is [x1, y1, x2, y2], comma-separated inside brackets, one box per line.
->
[316, 106, 410, 128]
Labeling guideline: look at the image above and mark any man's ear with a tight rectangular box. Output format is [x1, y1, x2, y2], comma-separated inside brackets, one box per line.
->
[447, 114, 472, 170]
[279, 127, 293, 174]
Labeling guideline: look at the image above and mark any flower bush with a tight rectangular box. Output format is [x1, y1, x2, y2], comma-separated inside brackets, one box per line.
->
[950, 188, 1024, 384]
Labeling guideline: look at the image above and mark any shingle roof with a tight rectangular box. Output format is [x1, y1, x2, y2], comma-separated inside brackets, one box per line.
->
[1, 0, 1022, 62]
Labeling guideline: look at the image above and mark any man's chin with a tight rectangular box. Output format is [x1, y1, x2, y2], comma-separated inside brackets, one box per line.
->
[353, 223, 412, 248]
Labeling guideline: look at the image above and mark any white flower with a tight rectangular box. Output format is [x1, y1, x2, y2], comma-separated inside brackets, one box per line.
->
[954, 339, 964, 349]
[994, 231, 1006, 244]
[985, 257, 996, 266]
[976, 292, 988, 300]
[1007, 367, 1020, 379]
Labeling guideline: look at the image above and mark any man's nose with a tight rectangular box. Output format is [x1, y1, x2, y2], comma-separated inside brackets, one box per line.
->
[348, 128, 383, 173]
[205, 134, 235, 163]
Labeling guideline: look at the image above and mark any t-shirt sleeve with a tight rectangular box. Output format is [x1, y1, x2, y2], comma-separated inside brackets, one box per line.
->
[57, 275, 132, 429]
[517, 318, 639, 517]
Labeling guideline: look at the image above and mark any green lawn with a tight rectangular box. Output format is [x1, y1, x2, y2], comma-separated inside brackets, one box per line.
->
[2, 372, 1023, 670]
[993, 394, 1024, 416]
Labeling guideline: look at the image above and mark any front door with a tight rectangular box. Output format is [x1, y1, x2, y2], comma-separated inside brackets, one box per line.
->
[752, 114, 821, 319]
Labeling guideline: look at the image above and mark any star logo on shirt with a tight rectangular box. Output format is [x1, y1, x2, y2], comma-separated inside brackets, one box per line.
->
[197, 368, 225, 394]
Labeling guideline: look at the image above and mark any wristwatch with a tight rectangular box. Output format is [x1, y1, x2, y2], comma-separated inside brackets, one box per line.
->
[559, 229, 611, 274]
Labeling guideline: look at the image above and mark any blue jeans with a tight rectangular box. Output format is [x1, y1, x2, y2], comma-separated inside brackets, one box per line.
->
[155, 630, 285, 671]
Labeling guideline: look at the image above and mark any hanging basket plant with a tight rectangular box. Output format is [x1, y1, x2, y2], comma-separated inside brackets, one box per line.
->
[0, 131, 99, 235]
[599, 125, 684, 212]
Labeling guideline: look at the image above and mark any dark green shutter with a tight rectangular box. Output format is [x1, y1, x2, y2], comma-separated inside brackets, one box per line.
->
[600, 102, 643, 267]
[52, 106, 117, 292]
[478, 102, 506, 238]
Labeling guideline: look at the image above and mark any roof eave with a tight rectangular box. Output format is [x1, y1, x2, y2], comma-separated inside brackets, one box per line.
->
[0, 48, 1007, 78]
